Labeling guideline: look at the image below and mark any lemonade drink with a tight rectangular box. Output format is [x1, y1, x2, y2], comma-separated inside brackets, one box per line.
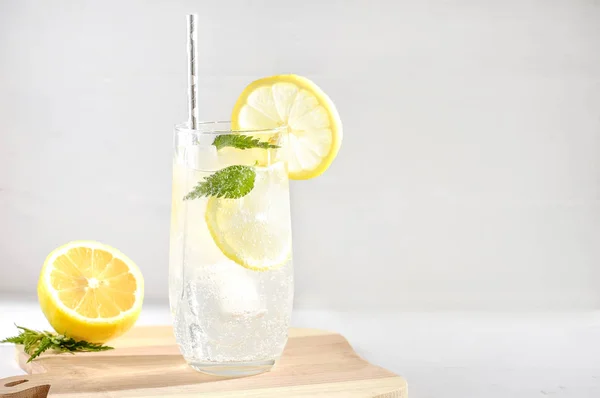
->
[169, 75, 342, 376]
[169, 123, 293, 375]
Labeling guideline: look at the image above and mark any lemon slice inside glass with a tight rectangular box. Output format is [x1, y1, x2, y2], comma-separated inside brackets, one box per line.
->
[205, 163, 292, 271]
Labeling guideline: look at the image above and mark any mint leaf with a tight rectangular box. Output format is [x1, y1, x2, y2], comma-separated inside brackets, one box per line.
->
[183, 165, 256, 200]
[183, 135, 276, 200]
[213, 134, 279, 150]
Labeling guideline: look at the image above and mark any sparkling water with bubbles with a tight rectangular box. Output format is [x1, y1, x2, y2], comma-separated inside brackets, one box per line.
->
[169, 123, 293, 375]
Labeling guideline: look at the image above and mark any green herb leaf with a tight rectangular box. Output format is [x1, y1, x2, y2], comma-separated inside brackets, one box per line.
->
[29, 336, 52, 362]
[212, 134, 280, 150]
[1, 324, 113, 363]
[2, 335, 25, 344]
[183, 165, 256, 200]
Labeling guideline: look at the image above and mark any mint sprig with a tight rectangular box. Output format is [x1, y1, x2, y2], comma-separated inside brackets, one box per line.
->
[183, 134, 279, 200]
[212, 134, 280, 151]
[1, 325, 113, 362]
[183, 165, 256, 200]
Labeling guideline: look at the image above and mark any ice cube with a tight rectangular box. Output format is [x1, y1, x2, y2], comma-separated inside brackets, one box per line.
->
[209, 261, 265, 318]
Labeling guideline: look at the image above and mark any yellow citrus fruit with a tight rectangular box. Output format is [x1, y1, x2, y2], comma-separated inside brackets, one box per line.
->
[205, 163, 292, 271]
[231, 74, 342, 180]
[38, 241, 144, 343]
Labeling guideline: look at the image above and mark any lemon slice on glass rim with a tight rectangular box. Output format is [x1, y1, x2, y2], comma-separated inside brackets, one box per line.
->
[231, 74, 343, 180]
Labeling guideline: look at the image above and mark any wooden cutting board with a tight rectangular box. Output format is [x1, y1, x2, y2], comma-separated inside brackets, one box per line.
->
[0, 326, 407, 397]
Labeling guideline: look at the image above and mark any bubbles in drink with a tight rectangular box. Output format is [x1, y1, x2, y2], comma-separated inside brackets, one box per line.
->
[169, 153, 293, 365]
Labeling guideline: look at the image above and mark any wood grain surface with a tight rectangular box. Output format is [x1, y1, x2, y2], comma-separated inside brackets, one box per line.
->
[0, 326, 407, 397]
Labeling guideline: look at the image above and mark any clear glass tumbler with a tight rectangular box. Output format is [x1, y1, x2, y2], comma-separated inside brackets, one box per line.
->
[169, 122, 293, 376]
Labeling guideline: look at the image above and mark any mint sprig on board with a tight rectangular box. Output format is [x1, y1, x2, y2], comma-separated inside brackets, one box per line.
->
[212, 134, 279, 150]
[183, 165, 256, 200]
[1, 325, 113, 363]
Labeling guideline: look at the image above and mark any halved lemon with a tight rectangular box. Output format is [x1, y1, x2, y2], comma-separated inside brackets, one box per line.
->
[231, 74, 342, 180]
[205, 163, 292, 271]
[38, 241, 144, 343]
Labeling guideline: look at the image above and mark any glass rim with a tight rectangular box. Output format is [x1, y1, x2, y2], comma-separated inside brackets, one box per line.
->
[175, 121, 286, 136]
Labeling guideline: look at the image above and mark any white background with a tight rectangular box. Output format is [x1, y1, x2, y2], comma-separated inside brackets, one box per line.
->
[1, 0, 599, 312]
[2, 2, 600, 397]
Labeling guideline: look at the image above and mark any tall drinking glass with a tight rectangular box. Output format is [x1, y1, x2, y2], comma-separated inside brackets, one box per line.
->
[169, 122, 293, 376]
